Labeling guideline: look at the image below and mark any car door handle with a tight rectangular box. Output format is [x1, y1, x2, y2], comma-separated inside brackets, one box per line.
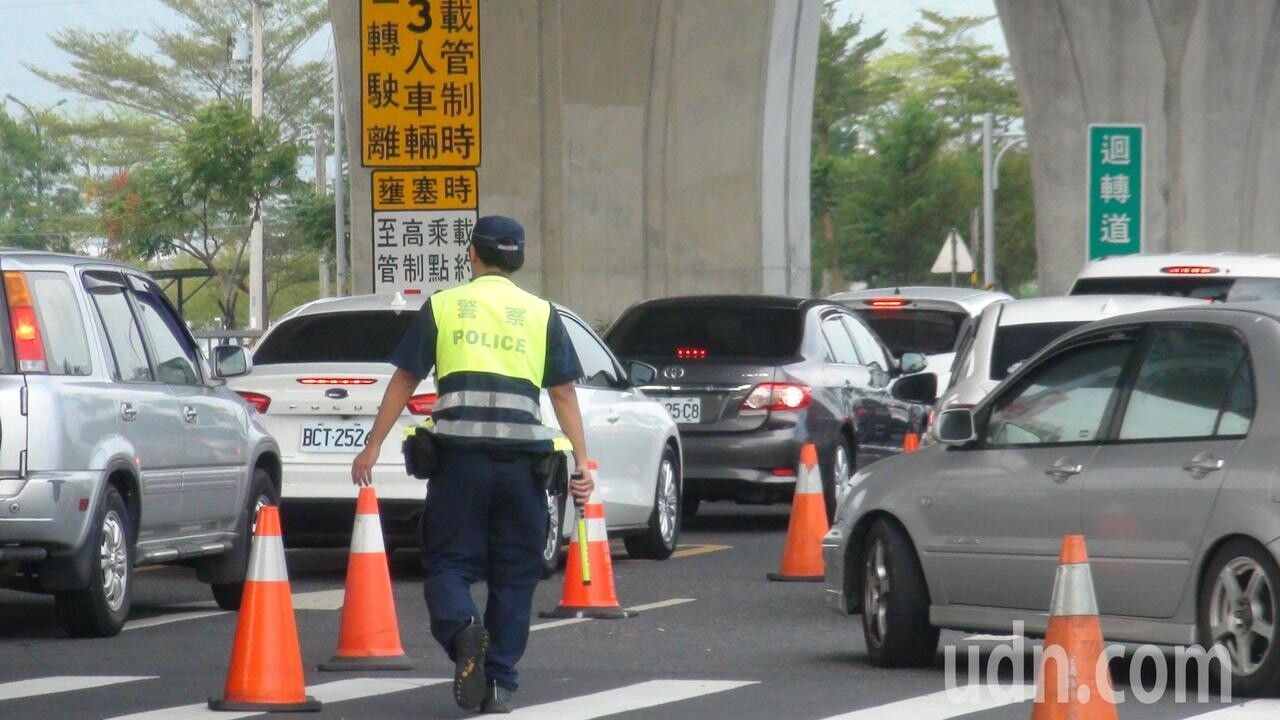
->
[120, 403, 137, 422]
[1045, 458, 1083, 480]
[183, 405, 198, 424]
[1182, 453, 1225, 478]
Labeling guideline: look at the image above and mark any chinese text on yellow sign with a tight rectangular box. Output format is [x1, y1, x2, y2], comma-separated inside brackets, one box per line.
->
[361, 0, 480, 167]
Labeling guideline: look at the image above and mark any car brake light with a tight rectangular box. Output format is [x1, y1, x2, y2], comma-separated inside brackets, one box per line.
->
[236, 391, 271, 414]
[1160, 265, 1219, 275]
[407, 393, 437, 415]
[4, 272, 46, 373]
[676, 347, 707, 360]
[404, 289, 423, 295]
[741, 383, 812, 412]
[297, 377, 377, 385]
[865, 298, 911, 308]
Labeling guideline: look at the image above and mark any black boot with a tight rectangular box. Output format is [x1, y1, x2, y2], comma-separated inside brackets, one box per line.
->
[451, 624, 489, 712]
[480, 680, 513, 714]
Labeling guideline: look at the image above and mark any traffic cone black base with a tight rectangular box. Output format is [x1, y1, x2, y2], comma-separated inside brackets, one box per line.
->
[208, 696, 322, 713]
[317, 655, 414, 672]
[765, 572, 823, 582]
[539, 606, 636, 620]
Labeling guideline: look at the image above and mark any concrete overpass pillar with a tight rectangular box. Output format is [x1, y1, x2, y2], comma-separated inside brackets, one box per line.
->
[330, 0, 819, 325]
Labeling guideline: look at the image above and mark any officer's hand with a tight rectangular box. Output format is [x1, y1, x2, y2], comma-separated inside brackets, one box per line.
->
[351, 446, 378, 487]
[569, 466, 594, 505]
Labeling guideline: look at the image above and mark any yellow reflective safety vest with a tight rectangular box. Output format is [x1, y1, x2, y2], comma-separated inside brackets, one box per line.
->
[428, 275, 568, 453]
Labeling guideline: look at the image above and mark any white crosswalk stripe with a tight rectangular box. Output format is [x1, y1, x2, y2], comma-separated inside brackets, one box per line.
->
[504, 680, 756, 719]
[814, 684, 1036, 720]
[0, 676, 154, 701]
[1184, 700, 1280, 718]
[103, 678, 448, 720]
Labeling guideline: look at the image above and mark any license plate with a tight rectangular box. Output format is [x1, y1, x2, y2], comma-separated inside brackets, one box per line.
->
[662, 397, 702, 423]
[300, 421, 372, 453]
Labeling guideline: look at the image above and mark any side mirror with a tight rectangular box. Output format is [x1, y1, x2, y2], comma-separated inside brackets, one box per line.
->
[212, 345, 252, 379]
[891, 372, 938, 404]
[898, 351, 928, 375]
[625, 360, 657, 386]
[934, 407, 977, 445]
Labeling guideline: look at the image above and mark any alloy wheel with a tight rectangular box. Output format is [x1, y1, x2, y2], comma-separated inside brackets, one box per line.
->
[833, 444, 853, 509]
[543, 490, 561, 563]
[656, 458, 678, 546]
[864, 538, 890, 647]
[99, 511, 129, 612]
[1209, 556, 1276, 677]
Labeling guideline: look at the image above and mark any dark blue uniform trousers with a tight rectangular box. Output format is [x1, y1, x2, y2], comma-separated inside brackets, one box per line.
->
[420, 447, 548, 691]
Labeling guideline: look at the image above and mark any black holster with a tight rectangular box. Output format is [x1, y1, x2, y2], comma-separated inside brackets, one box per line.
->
[402, 426, 439, 479]
[531, 453, 562, 493]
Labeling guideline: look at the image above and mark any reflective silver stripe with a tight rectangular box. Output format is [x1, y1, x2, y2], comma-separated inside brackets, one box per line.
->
[572, 517, 610, 542]
[246, 534, 289, 582]
[1049, 563, 1099, 617]
[431, 418, 563, 442]
[350, 513, 385, 554]
[796, 463, 823, 494]
[434, 390, 541, 418]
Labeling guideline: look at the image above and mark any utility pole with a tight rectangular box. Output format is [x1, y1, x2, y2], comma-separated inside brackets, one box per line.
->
[982, 112, 1026, 291]
[332, 48, 347, 297]
[314, 122, 330, 297]
[248, 0, 267, 330]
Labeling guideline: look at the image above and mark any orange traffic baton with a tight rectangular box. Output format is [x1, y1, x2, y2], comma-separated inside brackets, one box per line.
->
[1031, 535, 1118, 720]
[540, 480, 635, 620]
[767, 443, 828, 582]
[209, 505, 321, 712]
[319, 486, 413, 671]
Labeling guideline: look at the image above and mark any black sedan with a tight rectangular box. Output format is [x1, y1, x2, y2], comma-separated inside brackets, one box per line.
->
[605, 295, 933, 518]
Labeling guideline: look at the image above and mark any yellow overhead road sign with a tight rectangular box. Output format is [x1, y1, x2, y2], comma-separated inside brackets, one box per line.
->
[360, 0, 480, 167]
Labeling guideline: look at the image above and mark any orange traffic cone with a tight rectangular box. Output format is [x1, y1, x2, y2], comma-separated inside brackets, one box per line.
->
[318, 486, 412, 671]
[767, 443, 828, 582]
[903, 431, 921, 453]
[208, 505, 321, 712]
[540, 482, 635, 620]
[1031, 535, 1118, 720]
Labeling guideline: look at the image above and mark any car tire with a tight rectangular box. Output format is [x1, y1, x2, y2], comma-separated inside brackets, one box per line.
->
[540, 488, 567, 579]
[55, 486, 132, 638]
[211, 469, 279, 611]
[1198, 539, 1280, 696]
[860, 519, 938, 668]
[624, 446, 681, 560]
[821, 437, 853, 525]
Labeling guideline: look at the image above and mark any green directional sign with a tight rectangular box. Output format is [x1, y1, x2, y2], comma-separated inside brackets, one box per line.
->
[1087, 124, 1143, 260]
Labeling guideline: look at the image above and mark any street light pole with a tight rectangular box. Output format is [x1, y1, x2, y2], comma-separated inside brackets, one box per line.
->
[5, 95, 65, 208]
[981, 112, 1026, 290]
[247, 0, 267, 330]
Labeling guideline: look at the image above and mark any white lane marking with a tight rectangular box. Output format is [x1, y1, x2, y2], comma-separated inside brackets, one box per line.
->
[125, 588, 348, 631]
[105, 677, 447, 720]
[963, 634, 1022, 642]
[1185, 700, 1280, 718]
[0, 676, 154, 701]
[291, 588, 346, 610]
[816, 684, 1035, 720]
[506, 680, 754, 719]
[124, 611, 226, 631]
[530, 598, 696, 632]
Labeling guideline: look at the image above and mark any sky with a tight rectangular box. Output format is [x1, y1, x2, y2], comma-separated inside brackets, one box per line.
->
[0, 0, 1004, 115]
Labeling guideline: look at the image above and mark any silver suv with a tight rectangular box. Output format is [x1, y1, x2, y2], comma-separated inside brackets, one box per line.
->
[0, 252, 280, 637]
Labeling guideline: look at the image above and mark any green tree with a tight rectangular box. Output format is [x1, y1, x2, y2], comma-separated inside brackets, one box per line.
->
[99, 102, 299, 327]
[0, 105, 83, 251]
[811, 5, 888, 293]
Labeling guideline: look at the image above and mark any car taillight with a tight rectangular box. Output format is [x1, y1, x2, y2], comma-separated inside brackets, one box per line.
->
[676, 347, 707, 360]
[4, 272, 46, 373]
[741, 383, 812, 412]
[236, 391, 271, 414]
[407, 393, 437, 415]
[297, 377, 377, 385]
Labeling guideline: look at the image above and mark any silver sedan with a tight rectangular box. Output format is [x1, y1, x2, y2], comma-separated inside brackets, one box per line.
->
[824, 302, 1280, 695]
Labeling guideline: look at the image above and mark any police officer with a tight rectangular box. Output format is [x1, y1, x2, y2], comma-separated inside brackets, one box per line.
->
[351, 215, 593, 714]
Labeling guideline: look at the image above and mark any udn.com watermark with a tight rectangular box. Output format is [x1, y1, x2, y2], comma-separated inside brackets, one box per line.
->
[943, 622, 1234, 705]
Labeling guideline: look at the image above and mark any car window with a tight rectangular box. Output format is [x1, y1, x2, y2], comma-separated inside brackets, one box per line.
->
[252, 311, 418, 365]
[88, 277, 152, 383]
[990, 321, 1088, 381]
[845, 316, 891, 371]
[983, 336, 1135, 446]
[948, 312, 982, 390]
[26, 271, 92, 376]
[132, 282, 201, 386]
[821, 315, 860, 364]
[1118, 326, 1248, 441]
[563, 315, 618, 388]
[606, 305, 801, 361]
[1217, 359, 1255, 436]
[853, 308, 967, 355]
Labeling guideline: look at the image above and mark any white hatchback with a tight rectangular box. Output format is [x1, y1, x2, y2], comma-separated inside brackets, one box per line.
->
[1071, 252, 1280, 302]
[229, 292, 683, 573]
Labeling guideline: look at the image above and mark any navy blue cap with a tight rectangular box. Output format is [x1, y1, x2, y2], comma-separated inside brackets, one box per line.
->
[470, 215, 525, 252]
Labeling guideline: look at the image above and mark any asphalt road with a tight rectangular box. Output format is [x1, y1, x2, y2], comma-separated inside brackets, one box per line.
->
[0, 503, 1273, 719]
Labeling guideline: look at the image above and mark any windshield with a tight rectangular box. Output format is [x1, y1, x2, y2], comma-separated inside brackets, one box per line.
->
[853, 308, 967, 356]
[252, 311, 417, 365]
[606, 305, 802, 361]
[990, 321, 1087, 380]
[1071, 276, 1280, 303]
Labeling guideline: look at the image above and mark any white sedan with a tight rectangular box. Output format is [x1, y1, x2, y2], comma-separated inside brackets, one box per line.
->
[228, 292, 683, 573]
